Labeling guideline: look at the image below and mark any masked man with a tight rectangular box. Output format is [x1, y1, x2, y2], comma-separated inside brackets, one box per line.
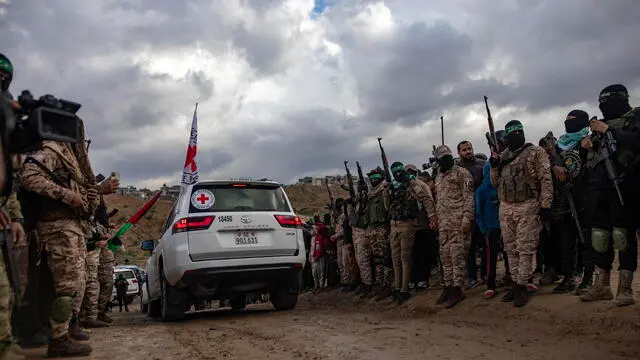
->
[490, 120, 553, 307]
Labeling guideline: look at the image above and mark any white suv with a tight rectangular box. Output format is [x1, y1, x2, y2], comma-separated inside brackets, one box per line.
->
[142, 180, 306, 321]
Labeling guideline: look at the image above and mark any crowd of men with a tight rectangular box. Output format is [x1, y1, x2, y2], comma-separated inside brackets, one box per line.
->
[1, 53, 122, 358]
[302, 83, 639, 311]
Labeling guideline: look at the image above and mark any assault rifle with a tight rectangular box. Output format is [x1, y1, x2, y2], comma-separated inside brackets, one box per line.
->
[0, 230, 22, 308]
[590, 116, 624, 206]
[567, 192, 586, 244]
[484, 96, 498, 153]
[324, 179, 334, 211]
[343, 161, 356, 201]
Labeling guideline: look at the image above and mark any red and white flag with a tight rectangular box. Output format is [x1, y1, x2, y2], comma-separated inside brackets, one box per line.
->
[181, 103, 199, 186]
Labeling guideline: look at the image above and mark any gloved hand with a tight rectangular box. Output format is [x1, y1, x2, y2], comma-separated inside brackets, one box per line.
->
[489, 155, 501, 168]
[539, 208, 552, 222]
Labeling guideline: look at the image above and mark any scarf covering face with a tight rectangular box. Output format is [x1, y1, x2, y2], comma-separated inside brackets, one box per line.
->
[557, 127, 590, 151]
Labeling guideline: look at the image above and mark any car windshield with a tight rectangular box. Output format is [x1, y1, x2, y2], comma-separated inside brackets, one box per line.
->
[189, 184, 291, 213]
[116, 271, 135, 280]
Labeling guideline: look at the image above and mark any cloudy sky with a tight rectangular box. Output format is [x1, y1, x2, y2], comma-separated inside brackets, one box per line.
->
[2, 0, 639, 188]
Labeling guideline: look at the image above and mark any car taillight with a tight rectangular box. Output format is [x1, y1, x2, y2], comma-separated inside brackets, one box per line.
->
[132, 279, 138, 283]
[274, 215, 302, 228]
[172, 216, 215, 234]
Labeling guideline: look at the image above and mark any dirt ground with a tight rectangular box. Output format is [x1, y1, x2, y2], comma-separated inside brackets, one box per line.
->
[13, 278, 640, 360]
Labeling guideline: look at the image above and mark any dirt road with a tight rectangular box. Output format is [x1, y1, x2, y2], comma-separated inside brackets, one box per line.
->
[15, 284, 640, 360]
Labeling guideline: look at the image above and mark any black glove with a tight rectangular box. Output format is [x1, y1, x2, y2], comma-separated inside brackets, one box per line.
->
[489, 155, 501, 168]
[539, 208, 552, 222]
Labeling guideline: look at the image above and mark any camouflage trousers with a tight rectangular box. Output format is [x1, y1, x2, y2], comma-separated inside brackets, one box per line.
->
[0, 253, 12, 358]
[97, 249, 114, 313]
[336, 242, 344, 283]
[353, 227, 373, 285]
[499, 201, 542, 286]
[439, 230, 466, 288]
[311, 257, 326, 289]
[340, 241, 360, 285]
[390, 221, 416, 292]
[38, 222, 86, 340]
[80, 249, 100, 321]
[367, 226, 394, 287]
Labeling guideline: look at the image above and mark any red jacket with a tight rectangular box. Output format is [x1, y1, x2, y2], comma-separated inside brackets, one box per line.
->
[312, 222, 329, 259]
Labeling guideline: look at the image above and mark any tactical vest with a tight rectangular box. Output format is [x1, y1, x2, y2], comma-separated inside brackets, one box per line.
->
[497, 145, 538, 203]
[587, 108, 640, 175]
[389, 184, 419, 221]
[365, 192, 389, 228]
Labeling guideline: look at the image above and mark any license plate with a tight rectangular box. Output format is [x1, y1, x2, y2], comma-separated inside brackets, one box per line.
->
[235, 231, 259, 245]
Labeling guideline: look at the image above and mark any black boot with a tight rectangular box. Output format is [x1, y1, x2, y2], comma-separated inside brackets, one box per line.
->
[436, 286, 452, 305]
[574, 269, 594, 295]
[513, 285, 529, 307]
[396, 291, 411, 305]
[502, 285, 515, 302]
[444, 287, 465, 309]
[553, 277, 576, 294]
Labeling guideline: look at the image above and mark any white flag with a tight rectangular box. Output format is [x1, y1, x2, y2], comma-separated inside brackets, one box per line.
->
[181, 103, 199, 186]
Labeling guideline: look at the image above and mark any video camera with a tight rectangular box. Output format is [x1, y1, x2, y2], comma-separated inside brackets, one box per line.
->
[1, 90, 81, 154]
[422, 156, 438, 171]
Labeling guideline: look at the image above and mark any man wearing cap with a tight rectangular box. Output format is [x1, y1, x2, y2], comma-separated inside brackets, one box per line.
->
[433, 145, 474, 308]
[547, 110, 592, 294]
[490, 120, 553, 307]
[386, 162, 436, 304]
[580, 84, 640, 306]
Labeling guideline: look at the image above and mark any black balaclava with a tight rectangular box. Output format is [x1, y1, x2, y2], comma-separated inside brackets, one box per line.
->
[391, 161, 409, 184]
[0, 54, 13, 92]
[599, 84, 632, 120]
[505, 120, 525, 151]
[564, 110, 590, 133]
[434, 145, 454, 172]
[367, 167, 384, 187]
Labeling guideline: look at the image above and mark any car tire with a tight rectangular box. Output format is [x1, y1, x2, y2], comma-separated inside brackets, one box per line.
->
[230, 296, 247, 311]
[140, 295, 148, 313]
[147, 282, 161, 318]
[160, 270, 187, 322]
[270, 291, 298, 311]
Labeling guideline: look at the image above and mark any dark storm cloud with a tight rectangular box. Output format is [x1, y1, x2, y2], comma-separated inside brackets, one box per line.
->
[2, 0, 639, 187]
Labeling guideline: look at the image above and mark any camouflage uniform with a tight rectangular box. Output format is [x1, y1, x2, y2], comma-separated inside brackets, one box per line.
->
[80, 249, 100, 321]
[363, 183, 389, 288]
[351, 200, 372, 286]
[435, 165, 474, 288]
[333, 210, 359, 285]
[98, 248, 115, 312]
[21, 140, 93, 351]
[491, 144, 553, 286]
[387, 179, 436, 293]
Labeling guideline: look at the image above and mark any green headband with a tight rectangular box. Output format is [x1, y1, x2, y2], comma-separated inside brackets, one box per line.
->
[368, 173, 382, 180]
[0, 57, 13, 75]
[391, 164, 404, 172]
[505, 123, 523, 135]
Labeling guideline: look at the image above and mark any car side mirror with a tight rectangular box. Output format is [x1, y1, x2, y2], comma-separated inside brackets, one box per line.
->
[140, 240, 155, 251]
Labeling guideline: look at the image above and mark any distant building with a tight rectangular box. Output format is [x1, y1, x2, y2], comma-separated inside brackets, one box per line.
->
[297, 174, 357, 186]
[160, 183, 181, 199]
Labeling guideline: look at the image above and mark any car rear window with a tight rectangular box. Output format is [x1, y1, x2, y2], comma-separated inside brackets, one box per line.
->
[116, 271, 135, 280]
[189, 184, 291, 213]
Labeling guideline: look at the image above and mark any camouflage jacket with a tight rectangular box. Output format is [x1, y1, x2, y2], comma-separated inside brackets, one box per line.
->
[435, 165, 474, 231]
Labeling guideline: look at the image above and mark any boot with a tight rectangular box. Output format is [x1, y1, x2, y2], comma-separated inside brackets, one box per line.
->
[539, 268, 558, 285]
[614, 270, 635, 307]
[98, 312, 114, 324]
[396, 291, 411, 305]
[513, 285, 529, 307]
[443, 287, 465, 309]
[391, 290, 400, 302]
[357, 284, 372, 298]
[68, 322, 90, 341]
[553, 277, 576, 294]
[574, 268, 594, 295]
[84, 318, 110, 329]
[436, 286, 452, 305]
[580, 267, 614, 302]
[47, 334, 92, 358]
[502, 285, 515, 302]
[374, 287, 393, 301]
[18, 329, 51, 348]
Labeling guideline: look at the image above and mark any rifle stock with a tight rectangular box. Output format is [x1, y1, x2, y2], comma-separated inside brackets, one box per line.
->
[377, 137, 392, 183]
[344, 161, 357, 201]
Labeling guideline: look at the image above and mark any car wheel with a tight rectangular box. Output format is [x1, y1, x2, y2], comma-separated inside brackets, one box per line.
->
[140, 295, 148, 313]
[147, 282, 161, 317]
[230, 296, 247, 311]
[270, 291, 298, 311]
[160, 270, 187, 322]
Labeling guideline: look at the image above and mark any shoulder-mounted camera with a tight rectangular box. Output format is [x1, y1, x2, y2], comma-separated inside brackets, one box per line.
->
[2, 90, 81, 153]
